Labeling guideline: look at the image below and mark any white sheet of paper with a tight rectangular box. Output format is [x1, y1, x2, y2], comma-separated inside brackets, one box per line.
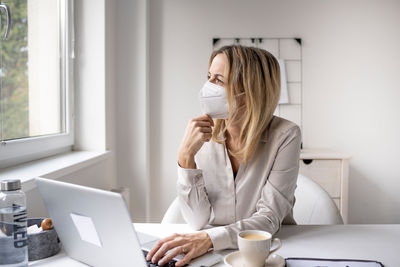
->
[70, 213, 102, 247]
[278, 59, 289, 104]
[27, 224, 42, 234]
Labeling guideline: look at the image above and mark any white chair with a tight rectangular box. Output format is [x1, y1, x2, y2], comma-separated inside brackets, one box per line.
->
[293, 174, 343, 224]
[162, 174, 343, 225]
[161, 197, 185, 224]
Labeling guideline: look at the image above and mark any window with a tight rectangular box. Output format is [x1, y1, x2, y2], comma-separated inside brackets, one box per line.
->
[0, 0, 74, 168]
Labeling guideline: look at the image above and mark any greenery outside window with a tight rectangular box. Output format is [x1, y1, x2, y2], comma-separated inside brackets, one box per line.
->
[0, 0, 74, 168]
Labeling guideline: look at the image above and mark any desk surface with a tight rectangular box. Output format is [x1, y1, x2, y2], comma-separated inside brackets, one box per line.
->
[29, 224, 400, 266]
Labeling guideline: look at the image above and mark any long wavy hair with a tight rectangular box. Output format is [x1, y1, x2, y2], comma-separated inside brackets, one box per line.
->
[210, 45, 281, 163]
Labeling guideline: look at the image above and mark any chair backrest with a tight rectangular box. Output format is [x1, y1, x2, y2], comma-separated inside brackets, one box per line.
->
[161, 197, 185, 224]
[162, 174, 344, 225]
[293, 174, 343, 224]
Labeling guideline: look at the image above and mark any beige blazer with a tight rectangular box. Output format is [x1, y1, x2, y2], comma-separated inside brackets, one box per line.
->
[176, 116, 302, 250]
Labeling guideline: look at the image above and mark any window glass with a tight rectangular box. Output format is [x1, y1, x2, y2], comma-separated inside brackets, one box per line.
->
[0, 0, 63, 142]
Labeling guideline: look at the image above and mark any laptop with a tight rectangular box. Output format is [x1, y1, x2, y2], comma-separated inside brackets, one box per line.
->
[35, 177, 222, 267]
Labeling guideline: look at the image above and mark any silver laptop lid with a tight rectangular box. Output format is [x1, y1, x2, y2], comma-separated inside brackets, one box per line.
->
[35, 177, 147, 267]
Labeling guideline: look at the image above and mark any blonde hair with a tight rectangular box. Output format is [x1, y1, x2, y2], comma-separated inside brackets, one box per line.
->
[210, 45, 281, 163]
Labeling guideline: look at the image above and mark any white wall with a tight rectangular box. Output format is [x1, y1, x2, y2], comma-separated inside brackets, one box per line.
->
[26, 159, 116, 217]
[74, 0, 107, 151]
[142, 0, 400, 223]
[114, 0, 150, 222]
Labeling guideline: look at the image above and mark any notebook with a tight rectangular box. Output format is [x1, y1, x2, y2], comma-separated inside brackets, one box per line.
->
[286, 257, 384, 267]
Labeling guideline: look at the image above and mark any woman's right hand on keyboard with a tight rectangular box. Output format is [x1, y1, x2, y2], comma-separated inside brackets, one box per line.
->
[146, 231, 213, 267]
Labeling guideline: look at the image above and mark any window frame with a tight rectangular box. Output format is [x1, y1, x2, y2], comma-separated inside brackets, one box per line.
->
[0, 0, 75, 168]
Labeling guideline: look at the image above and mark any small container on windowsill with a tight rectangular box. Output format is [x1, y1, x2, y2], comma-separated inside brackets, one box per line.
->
[27, 218, 61, 261]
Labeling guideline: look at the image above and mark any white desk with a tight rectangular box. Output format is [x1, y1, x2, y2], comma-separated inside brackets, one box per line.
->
[29, 224, 400, 266]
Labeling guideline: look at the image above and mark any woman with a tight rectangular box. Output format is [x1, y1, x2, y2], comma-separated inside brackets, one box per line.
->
[146, 45, 301, 266]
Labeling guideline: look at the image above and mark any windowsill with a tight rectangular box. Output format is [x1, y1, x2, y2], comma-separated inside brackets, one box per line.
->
[0, 151, 110, 192]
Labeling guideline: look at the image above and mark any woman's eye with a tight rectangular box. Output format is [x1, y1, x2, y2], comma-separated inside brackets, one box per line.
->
[217, 79, 224, 85]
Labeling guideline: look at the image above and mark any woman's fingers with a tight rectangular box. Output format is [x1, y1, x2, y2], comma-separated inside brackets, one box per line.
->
[189, 119, 212, 141]
[199, 126, 212, 133]
[191, 114, 214, 126]
[175, 250, 195, 267]
[151, 238, 186, 264]
[146, 233, 178, 261]
[191, 120, 211, 128]
[147, 232, 212, 266]
[191, 122, 212, 142]
[158, 245, 189, 266]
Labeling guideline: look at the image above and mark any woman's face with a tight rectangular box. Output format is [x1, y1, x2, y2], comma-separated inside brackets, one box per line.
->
[208, 53, 228, 87]
[207, 53, 246, 123]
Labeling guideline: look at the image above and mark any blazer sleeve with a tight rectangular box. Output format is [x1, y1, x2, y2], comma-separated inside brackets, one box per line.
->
[176, 163, 212, 230]
[203, 125, 301, 250]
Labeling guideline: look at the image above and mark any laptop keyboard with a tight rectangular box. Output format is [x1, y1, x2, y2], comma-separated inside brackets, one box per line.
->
[142, 250, 185, 267]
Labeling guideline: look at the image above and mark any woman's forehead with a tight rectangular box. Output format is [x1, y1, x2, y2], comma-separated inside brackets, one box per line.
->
[209, 54, 228, 76]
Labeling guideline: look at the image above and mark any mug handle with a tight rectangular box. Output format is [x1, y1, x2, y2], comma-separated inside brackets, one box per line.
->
[269, 238, 282, 254]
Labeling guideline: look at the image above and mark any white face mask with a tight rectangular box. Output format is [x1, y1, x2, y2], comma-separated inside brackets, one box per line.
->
[199, 81, 229, 119]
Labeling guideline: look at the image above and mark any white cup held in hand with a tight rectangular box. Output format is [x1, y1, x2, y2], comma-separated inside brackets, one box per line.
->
[237, 230, 282, 267]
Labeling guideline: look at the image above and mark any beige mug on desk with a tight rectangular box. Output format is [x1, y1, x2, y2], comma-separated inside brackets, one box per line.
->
[238, 230, 282, 267]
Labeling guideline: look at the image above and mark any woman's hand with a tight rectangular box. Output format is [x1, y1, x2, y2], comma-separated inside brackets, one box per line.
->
[146, 231, 213, 267]
[178, 114, 214, 169]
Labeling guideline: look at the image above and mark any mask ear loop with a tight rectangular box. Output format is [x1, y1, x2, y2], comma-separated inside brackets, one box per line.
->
[225, 101, 246, 129]
[225, 91, 246, 144]
[224, 85, 245, 134]
[232, 91, 246, 115]
[234, 92, 245, 97]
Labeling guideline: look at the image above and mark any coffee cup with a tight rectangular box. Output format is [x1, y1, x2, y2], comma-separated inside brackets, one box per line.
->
[237, 230, 282, 267]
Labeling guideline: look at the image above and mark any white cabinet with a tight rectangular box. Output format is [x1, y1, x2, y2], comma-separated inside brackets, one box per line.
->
[299, 149, 350, 224]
